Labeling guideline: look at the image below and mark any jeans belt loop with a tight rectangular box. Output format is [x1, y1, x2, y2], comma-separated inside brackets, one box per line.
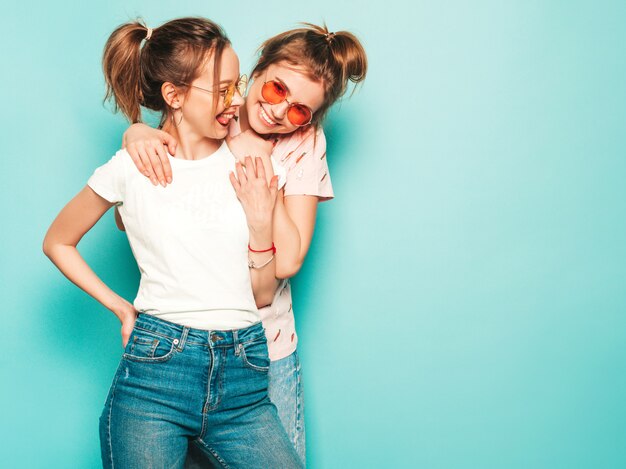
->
[176, 327, 189, 351]
[233, 329, 241, 356]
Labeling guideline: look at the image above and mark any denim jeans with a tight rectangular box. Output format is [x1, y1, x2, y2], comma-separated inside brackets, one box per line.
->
[267, 351, 306, 465]
[185, 351, 306, 468]
[99, 313, 302, 468]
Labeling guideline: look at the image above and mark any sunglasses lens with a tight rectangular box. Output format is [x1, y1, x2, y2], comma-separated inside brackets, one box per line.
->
[237, 75, 248, 97]
[287, 104, 312, 126]
[224, 84, 234, 107]
[262, 81, 287, 104]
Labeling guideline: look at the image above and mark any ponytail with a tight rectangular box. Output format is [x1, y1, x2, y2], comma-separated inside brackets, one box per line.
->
[322, 27, 368, 96]
[102, 21, 148, 123]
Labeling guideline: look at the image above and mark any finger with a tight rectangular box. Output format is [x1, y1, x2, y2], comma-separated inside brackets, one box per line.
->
[244, 156, 256, 179]
[127, 143, 150, 177]
[146, 145, 167, 186]
[137, 144, 159, 185]
[236, 161, 248, 185]
[154, 144, 173, 184]
[269, 175, 279, 200]
[255, 157, 267, 181]
[162, 132, 178, 156]
[229, 171, 241, 193]
[121, 327, 131, 347]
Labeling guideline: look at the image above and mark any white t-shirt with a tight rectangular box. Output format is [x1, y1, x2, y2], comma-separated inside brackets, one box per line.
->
[88, 142, 260, 330]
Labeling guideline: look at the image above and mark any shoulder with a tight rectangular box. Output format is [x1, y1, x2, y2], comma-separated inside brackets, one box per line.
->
[273, 126, 327, 164]
[113, 148, 134, 165]
[281, 125, 325, 147]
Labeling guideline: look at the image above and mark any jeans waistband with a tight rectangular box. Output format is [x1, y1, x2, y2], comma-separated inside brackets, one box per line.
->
[134, 313, 265, 348]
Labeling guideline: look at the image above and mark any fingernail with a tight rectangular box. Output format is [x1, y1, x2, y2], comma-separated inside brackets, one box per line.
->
[167, 177, 172, 183]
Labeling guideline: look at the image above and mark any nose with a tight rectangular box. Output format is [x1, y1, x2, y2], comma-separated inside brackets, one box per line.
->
[271, 100, 289, 121]
[231, 89, 245, 107]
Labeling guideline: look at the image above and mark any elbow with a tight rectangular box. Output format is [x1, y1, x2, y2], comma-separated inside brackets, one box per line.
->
[42, 234, 69, 261]
[275, 260, 303, 280]
[42, 236, 54, 259]
[255, 291, 274, 309]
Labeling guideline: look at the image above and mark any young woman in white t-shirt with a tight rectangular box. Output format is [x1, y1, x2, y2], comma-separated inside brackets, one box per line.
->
[121, 24, 368, 466]
[43, 17, 302, 468]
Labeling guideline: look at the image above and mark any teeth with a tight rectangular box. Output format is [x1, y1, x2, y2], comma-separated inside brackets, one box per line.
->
[217, 113, 234, 124]
[260, 106, 276, 125]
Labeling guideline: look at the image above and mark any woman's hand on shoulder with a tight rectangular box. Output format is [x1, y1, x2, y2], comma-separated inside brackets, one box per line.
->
[226, 129, 274, 163]
[227, 130, 275, 184]
[123, 123, 177, 187]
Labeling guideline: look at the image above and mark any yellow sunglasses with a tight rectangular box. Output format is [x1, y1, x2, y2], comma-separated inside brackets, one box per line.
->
[189, 74, 248, 107]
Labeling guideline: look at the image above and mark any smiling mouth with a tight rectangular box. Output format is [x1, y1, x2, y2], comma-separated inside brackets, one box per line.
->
[259, 105, 277, 126]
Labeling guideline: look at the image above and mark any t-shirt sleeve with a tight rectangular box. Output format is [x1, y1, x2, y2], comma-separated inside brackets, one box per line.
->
[87, 150, 127, 204]
[270, 156, 287, 190]
[283, 129, 334, 201]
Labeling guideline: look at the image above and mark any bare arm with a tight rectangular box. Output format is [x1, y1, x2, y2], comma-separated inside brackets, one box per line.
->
[265, 129, 327, 279]
[226, 130, 316, 278]
[272, 194, 319, 279]
[230, 157, 279, 308]
[114, 207, 125, 231]
[43, 186, 137, 345]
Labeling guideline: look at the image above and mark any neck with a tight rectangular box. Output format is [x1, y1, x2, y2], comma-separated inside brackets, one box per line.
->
[162, 121, 222, 160]
[238, 103, 252, 132]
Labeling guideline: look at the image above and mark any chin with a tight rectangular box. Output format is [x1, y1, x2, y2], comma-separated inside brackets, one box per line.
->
[212, 125, 229, 139]
[250, 119, 271, 136]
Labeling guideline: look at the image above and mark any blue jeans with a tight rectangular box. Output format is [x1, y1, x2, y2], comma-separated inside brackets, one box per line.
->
[99, 313, 302, 468]
[267, 351, 306, 465]
[185, 351, 306, 467]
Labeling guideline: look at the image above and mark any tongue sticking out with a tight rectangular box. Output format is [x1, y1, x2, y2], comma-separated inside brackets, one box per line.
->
[217, 113, 234, 126]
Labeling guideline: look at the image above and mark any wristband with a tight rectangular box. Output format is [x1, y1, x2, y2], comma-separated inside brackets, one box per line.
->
[248, 243, 276, 254]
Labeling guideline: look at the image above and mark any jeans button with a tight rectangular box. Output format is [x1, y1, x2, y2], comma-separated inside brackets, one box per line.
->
[173, 339, 179, 345]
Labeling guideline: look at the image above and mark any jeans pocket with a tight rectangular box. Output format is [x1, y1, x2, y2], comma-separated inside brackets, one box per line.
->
[240, 338, 270, 372]
[123, 327, 177, 363]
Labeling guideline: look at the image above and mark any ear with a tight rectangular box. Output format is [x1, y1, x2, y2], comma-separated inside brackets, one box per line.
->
[161, 82, 184, 109]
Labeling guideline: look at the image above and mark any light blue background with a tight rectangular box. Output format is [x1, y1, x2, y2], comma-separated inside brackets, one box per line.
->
[2, 1, 626, 467]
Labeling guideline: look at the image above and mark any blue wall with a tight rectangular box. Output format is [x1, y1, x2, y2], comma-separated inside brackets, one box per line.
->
[3, 1, 626, 467]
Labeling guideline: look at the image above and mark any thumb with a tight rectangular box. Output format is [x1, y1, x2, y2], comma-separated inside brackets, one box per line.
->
[162, 131, 178, 156]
